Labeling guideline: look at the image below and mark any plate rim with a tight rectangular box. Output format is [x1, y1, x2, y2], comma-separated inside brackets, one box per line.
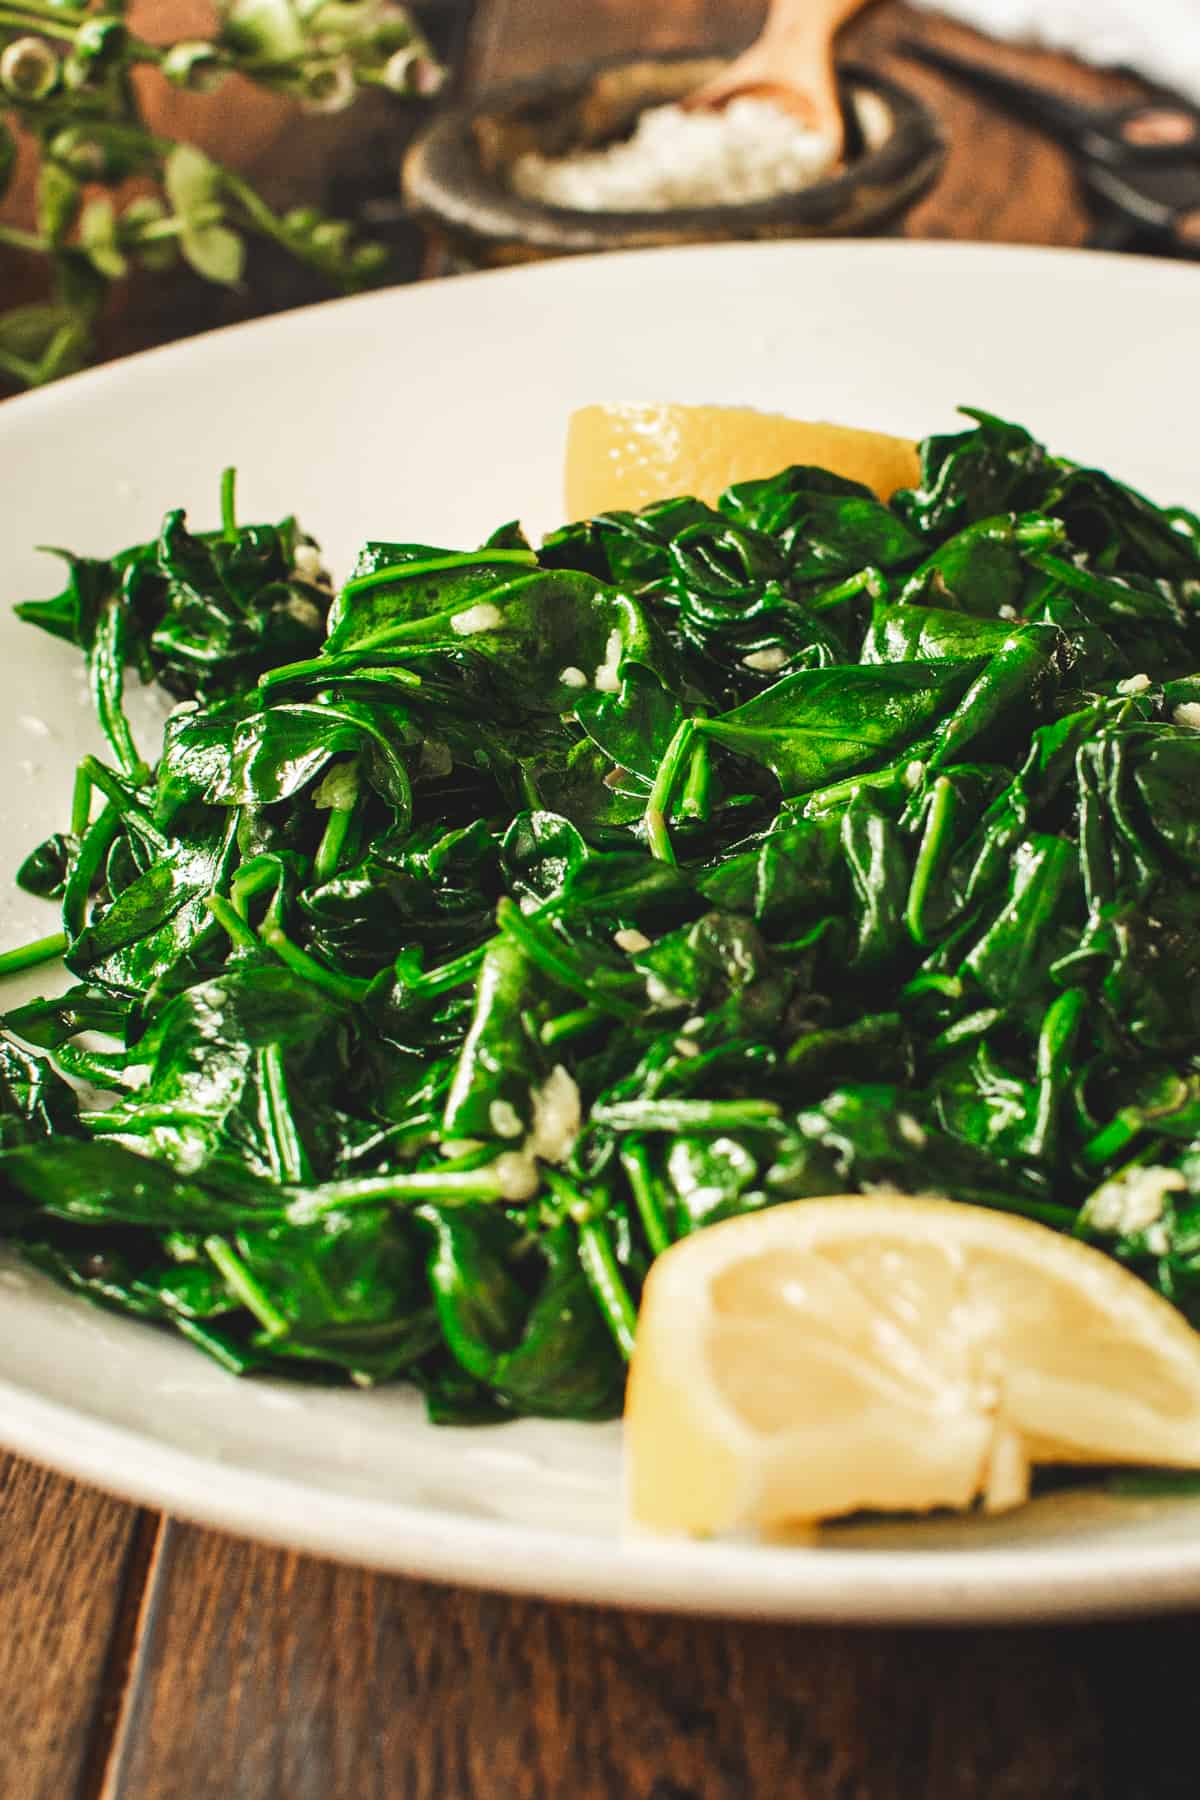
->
[3, 236, 1199, 441]
[9, 1367, 1200, 1624]
[3, 237, 1200, 1623]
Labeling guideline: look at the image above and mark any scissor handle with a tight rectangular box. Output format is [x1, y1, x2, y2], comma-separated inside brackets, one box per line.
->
[1090, 100, 1200, 167]
[897, 39, 1091, 144]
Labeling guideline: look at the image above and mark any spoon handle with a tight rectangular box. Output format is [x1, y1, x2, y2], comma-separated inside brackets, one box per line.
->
[758, 0, 870, 52]
[687, 0, 871, 150]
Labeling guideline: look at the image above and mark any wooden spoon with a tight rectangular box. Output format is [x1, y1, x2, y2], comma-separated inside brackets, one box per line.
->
[684, 0, 872, 158]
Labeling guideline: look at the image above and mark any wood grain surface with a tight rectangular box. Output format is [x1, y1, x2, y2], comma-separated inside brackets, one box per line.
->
[88, 1523, 1200, 1799]
[0, 1457, 159, 1800]
[0, 3, 1193, 1797]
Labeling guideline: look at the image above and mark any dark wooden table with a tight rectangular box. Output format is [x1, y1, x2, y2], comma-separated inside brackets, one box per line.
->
[3, 5, 1195, 1797]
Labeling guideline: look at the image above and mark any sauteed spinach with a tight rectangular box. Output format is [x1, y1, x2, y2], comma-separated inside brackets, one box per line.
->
[3, 409, 1200, 1424]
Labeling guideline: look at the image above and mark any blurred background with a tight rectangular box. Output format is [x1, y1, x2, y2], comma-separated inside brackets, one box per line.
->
[0, 1, 1195, 388]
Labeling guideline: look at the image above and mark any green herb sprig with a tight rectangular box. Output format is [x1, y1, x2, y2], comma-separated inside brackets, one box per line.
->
[0, 1, 440, 388]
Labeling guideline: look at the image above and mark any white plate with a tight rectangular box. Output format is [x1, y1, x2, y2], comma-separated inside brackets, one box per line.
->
[1, 240, 1199, 1623]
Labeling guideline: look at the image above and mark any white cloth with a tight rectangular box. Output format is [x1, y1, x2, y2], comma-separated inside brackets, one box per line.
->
[910, 1, 1200, 106]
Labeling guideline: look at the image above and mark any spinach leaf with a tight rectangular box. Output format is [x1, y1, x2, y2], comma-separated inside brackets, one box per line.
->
[5, 408, 1200, 1425]
[699, 662, 977, 795]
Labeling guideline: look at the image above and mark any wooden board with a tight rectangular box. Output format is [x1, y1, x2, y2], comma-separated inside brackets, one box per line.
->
[98, 1518, 1167, 1800]
[0, 1457, 157, 1800]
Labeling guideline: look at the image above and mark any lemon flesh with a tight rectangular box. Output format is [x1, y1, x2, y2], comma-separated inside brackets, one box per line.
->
[625, 1196, 1200, 1537]
[564, 402, 922, 521]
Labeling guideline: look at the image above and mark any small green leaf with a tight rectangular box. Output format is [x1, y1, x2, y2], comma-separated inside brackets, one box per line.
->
[37, 161, 81, 246]
[164, 143, 222, 219]
[0, 303, 91, 387]
[79, 196, 128, 280]
[180, 222, 245, 286]
[218, 0, 307, 62]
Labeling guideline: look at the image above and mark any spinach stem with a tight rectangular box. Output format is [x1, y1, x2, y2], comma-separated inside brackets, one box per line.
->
[644, 807, 674, 866]
[1081, 1115, 1142, 1170]
[901, 972, 961, 1001]
[91, 1103, 216, 1129]
[906, 775, 956, 947]
[979, 1193, 1080, 1231]
[172, 1318, 257, 1376]
[62, 804, 119, 940]
[230, 859, 281, 919]
[78, 756, 167, 850]
[593, 1098, 781, 1132]
[577, 1217, 638, 1360]
[220, 467, 238, 541]
[288, 1166, 509, 1221]
[337, 571, 544, 655]
[540, 1006, 604, 1047]
[1029, 987, 1086, 1157]
[0, 930, 68, 978]
[621, 1143, 672, 1257]
[258, 650, 423, 694]
[205, 1235, 291, 1340]
[679, 737, 711, 821]
[518, 762, 541, 811]
[495, 899, 642, 1019]
[313, 804, 356, 885]
[51, 1045, 131, 1090]
[929, 1008, 1002, 1055]
[643, 718, 695, 864]
[206, 894, 261, 953]
[337, 548, 536, 604]
[70, 761, 93, 839]
[1014, 519, 1065, 548]
[259, 922, 370, 1004]
[404, 942, 489, 999]
[260, 1044, 312, 1184]
[90, 601, 143, 778]
[807, 565, 886, 611]
[313, 762, 360, 885]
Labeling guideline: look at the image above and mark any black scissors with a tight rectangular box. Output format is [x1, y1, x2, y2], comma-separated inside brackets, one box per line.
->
[899, 39, 1200, 257]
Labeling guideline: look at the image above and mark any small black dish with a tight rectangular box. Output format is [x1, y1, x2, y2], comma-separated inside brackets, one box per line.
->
[402, 51, 946, 266]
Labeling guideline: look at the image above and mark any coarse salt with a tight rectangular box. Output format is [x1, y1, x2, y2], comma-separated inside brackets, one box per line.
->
[511, 97, 837, 213]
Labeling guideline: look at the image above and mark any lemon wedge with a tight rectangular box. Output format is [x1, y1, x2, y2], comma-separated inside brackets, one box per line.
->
[625, 1195, 1200, 1537]
[564, 402, 921, 520]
